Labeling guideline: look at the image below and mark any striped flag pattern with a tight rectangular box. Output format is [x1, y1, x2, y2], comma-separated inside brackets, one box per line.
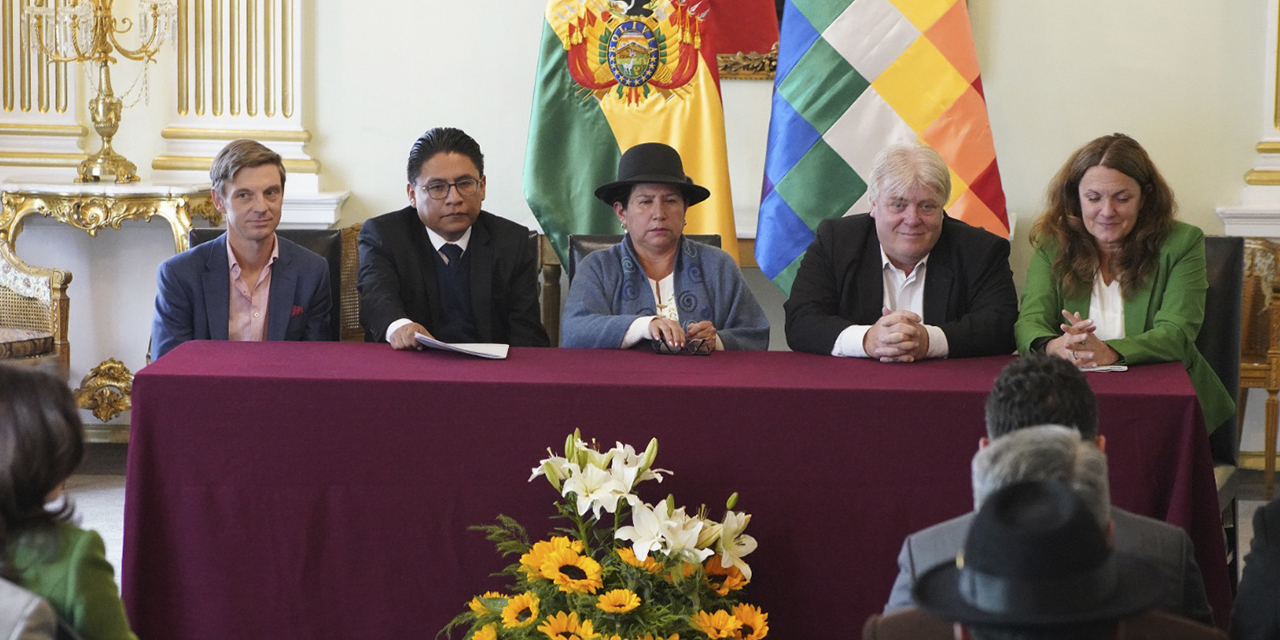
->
[756, 0, 1007, 292]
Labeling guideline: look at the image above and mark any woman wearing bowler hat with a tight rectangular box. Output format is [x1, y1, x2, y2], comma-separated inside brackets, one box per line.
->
[561, 142, 769, 351]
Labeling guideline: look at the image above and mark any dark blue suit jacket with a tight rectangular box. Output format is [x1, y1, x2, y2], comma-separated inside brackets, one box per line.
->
[150, 233, 332, 359]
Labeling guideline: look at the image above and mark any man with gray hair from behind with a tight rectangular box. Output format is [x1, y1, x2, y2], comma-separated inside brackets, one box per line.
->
[883, 353, 1212, 625]
[867, 427, 1223, 640]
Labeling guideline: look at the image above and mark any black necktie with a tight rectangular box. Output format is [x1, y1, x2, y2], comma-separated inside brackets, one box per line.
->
[441, 243, 463, 267]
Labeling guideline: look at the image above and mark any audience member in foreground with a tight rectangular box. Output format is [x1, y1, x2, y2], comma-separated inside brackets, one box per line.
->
[151, 139, 333, 359]
[561, 142, 769, 351]
[783, 142, 1017, 361]
[1014, 132, 1233, 433]
[885, 355, 1211, 624]
[865, 480, 1224, 640]
[1231, 496, 1280, 640]
[357, 127, 548, 349]
[0, 364, 138, 640]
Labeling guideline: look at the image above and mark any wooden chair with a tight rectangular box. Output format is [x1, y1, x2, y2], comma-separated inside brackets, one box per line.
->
[1239, 237, 1280, 499]
[0, 241, 71, 374]
[338, 224, 363, 341]
[536, 233, 562, 348]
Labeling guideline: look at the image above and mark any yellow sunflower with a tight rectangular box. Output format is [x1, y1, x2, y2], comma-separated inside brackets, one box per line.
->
[536, 611, 596, 640]
[690, 610, 742, 639]
[596, 588, 641, 614]
[616, 547, 663, 573]
[468, 591, 508, 616]
[634, 635, 679, 640]
[703, 556, 749, 596]
[520, 537, 585, 577]
[473, 623, 498, 640]
[501, 592, 540, 628]
[540, 548, 604, 594]
[731, 604, 769, 640]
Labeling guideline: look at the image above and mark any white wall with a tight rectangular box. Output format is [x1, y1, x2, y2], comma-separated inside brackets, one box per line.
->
[65, 0, 1266, 252]
[9, 0, 1272, 442]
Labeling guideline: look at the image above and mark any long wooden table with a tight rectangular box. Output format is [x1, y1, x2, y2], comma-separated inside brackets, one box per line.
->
[122, 341, 1229, 638]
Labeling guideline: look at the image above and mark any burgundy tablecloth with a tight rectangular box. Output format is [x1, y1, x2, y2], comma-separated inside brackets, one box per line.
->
[122, 341, 1229, 639]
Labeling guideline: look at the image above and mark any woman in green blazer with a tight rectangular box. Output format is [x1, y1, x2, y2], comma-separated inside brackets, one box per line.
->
[0, 365, 139, 640]
[1015, 134, 1233, 433]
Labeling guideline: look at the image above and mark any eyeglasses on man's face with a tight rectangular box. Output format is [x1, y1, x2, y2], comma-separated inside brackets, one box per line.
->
[422, 177, 481, 200]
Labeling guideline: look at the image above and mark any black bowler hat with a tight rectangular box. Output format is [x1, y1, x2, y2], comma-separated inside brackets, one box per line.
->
[913, 481, 1164, 626]
[594, 142, 711, 207]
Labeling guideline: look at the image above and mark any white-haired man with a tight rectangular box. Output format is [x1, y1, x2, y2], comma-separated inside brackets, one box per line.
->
[784, 142, 1017, 361]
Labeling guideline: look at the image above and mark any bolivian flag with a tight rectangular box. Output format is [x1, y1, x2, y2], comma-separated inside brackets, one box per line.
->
[524, 0, 739, 264]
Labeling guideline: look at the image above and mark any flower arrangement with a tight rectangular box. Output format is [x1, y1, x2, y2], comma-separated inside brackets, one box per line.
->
[443, 431, 766, 640]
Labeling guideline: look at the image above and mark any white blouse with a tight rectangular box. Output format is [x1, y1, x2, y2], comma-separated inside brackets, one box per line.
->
[1088, 273, 1125, 342]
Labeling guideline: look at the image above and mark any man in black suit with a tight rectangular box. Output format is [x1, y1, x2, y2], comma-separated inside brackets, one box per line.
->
[358, 127, 549, 348]
[783, 143, 1016, 361]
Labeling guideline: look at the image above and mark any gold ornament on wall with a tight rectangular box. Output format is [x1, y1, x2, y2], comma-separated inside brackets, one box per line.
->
[717, 43, 778, 80]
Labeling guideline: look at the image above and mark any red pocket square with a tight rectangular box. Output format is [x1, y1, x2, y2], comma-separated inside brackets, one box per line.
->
[290, 305, 305, 318]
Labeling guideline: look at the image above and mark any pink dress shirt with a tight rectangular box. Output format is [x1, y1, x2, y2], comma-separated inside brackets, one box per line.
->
[226, 236, 279, 342]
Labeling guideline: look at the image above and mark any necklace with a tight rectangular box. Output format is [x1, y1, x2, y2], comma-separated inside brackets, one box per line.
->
[654, 280, 668, 313]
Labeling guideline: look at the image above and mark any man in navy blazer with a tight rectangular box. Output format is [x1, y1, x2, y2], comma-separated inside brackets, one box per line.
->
[783, 143, 1017, 360]
[151, 140, 332, 359]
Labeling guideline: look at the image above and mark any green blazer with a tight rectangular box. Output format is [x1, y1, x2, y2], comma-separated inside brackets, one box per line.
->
[1015, 221, 1234, 432]
[8, 521, 138, 640]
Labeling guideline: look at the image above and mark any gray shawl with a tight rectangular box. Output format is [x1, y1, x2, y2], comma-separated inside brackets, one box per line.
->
[561, 236, 769, 350]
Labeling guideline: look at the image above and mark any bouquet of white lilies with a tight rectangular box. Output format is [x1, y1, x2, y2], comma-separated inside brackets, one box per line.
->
[442, 430, 766, 640]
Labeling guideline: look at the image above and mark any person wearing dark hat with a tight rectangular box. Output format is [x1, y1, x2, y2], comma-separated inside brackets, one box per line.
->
[864, 479, 1225, 640]
[784, 142, 1017, 361]
[357, 127, 549, 349]
[561, 142, 768, 351]
[885, 355, 1213, 625]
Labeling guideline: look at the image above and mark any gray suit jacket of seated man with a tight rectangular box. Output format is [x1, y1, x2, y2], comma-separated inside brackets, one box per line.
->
[883, 507, 1213, 625]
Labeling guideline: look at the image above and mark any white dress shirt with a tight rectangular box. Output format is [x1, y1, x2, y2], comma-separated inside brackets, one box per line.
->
[831, 249, 949, 359]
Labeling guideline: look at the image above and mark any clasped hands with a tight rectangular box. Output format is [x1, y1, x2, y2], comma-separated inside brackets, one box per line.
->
[862, 308, 930, 363]
[1046, 310, 1119, 368]
[649, 318, 718, 351]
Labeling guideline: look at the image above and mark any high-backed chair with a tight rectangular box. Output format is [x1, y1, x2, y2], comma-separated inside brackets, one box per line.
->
[532, 232, 563, 347]
[0, 241, 71, 374]
[1198, 235, 1244, 589]
[1239, 237, 1280, 499]
[566, 234, 722, 283]
[189, 227, 361, 341]
[338, 224, 363, 341]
